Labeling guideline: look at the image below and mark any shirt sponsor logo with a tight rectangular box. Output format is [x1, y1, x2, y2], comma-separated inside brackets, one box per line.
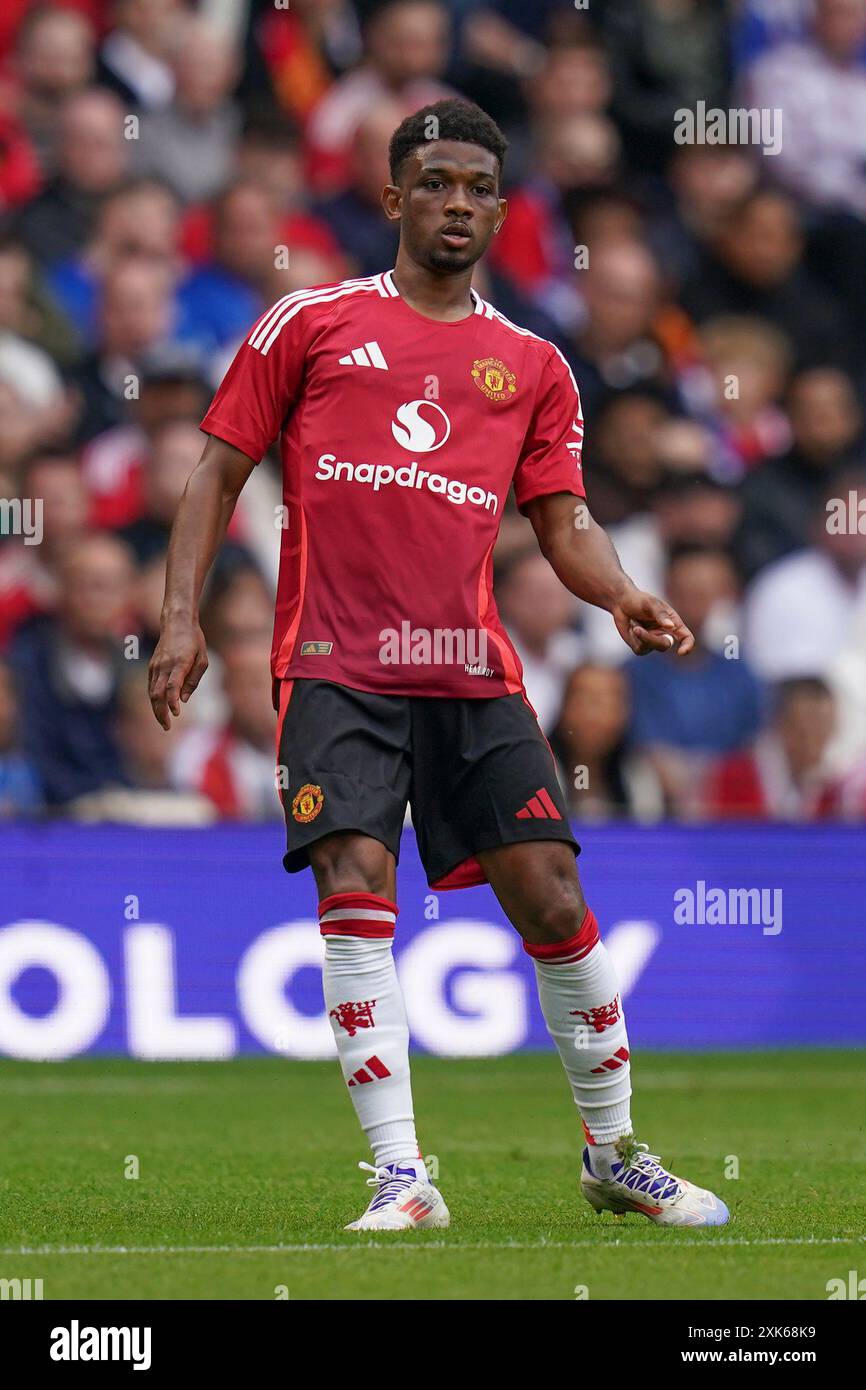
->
[391, 400, 451, 453]
[471, 357, 517, 402]
[315, 454, 498, 512]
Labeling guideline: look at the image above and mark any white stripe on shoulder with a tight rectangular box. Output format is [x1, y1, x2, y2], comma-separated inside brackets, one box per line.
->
[248, 275, 377, 349]
[249, 276, 386, 354]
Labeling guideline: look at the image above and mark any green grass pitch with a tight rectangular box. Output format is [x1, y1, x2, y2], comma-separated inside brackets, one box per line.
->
[1, 1051, 864, 1300]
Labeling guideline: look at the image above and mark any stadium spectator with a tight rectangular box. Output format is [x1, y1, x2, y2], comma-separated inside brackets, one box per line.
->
[9, 532, 135, 807]
[737, 367, 863, 579]
[253, 0, 362, 126]
[552, 662, 661, 821]
[72, 254, 176, 441]
[0, 327, 74, 475]
[171, 637, 280, 820]
[565, 240, 670, 421]
[497, 546, 582, 731]
[0, 451, 90, 649]
[104, 669, 217, 825]
[583, 467, 743, 665]
[744, 0, 866, 218]
[602, 0, 731, 173]
[582, 388, 671, 526]
[703, 676, 845, 820]
[201, 562, 274, 656]
[304, 0, 453, 194]
[628, 544, 764, 817]
[11, 5, 96, 176]
[490, 105, 622, 332]
[0, 103, 42, 213]
[680, 189, 853, 373]
[659, 144, 757, 285]
[829, 585, 866, 778]
[744, 468, 866, 681]
[131, 16, 241, 203]
[175, 180, 279, 351]
[314, 100, 404, 275]
[48, 176, 182, 347]
[118, 416, 199, 564]
[687, 315, 791, 475]
[179, 114, 341, 269]
[79, 342, 210, 528]
[0, 655, 41, 816]
[0, 234, 80, 364]
[96, 0, 181, 113]
[131, 549, 166, 658]
[12, 86, 129, 264]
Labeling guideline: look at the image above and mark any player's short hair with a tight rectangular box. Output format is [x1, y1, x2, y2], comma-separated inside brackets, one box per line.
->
[388, 99, 508, 184]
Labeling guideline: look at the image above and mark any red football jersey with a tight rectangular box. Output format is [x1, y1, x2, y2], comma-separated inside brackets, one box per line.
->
[201, 269, 585, 697]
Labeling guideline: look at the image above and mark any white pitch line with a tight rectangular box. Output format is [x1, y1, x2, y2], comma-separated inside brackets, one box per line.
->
[1, 1236, 863, 1256]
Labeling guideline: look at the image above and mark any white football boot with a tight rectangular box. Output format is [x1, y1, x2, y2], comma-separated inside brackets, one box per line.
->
[581, 1136, 730, 1227]
[344, 1160, 451, 1232]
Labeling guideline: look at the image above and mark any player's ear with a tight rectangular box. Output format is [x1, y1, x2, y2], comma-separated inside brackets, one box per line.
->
[381, 184, 403, 222]
[494, 197, 508, 234]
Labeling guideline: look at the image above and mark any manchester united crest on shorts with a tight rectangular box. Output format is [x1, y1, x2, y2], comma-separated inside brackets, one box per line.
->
[471, 356, 517, 401]
[291, 783, 324, 823]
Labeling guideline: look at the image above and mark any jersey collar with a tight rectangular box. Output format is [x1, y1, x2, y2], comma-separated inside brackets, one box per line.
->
[381, 268, 486, 316]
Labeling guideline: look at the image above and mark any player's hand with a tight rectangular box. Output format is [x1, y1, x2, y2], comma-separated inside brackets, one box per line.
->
[148, 619, 209, 729]
[611, 586, 695, 657]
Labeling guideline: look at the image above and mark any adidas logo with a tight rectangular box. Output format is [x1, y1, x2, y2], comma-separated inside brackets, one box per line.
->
[515, 787, 562, 820]
[346, 1054, 391, 1086]
[338, 341, 388, 370]
[591, 1046, 630, 1074]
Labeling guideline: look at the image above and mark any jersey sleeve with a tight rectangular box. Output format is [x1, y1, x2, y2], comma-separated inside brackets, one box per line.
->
[199, 295, 313, 462]
[513, 346, 586, 512]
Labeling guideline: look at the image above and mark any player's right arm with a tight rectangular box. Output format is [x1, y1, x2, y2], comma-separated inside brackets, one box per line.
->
[148, 436, 256, 730]
[148, 288, 317, 728]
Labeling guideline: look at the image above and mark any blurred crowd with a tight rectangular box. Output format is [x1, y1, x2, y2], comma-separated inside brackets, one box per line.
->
[1, 0, 866, 827]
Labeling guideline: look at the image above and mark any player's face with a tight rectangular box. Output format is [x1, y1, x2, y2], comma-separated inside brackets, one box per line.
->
[384, 141, 507, 272]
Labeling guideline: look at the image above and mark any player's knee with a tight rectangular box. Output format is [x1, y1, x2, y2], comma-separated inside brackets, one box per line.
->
[309, 833, 393, 901]
[524, 871, 587, 945]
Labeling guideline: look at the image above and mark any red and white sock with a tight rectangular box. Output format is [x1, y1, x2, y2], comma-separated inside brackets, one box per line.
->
[526, 906, 633, 1157]
[319, 893, 425, 1174]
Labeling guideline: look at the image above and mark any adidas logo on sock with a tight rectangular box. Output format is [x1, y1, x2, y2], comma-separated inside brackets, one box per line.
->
[515, 787, 562, 820]
[346, 1055, 391, 1086]
[591, 1047, 630, 1074]
[338, 341, 388, 369]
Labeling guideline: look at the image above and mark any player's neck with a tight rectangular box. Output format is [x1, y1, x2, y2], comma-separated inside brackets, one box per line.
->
[390, 255, 476, 323]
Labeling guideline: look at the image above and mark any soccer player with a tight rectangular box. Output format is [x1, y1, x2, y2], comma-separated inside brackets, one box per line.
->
[149, 99, 729, 1232]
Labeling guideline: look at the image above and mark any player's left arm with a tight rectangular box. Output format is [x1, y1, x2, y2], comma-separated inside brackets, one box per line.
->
[525, 492, 694, 657]
[515, 348, 693, 657]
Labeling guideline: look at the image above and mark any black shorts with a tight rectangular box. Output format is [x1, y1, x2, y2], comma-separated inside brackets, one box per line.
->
[275, 678, 578, 890]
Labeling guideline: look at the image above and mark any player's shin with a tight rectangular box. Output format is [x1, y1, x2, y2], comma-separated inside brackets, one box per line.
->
[526, 907, 633, 1168]
[319, 893, 424, 1174]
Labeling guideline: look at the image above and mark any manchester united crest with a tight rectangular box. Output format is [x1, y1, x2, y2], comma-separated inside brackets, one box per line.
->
[471, 357, 517, 402]
[291, 783, 324, 823]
